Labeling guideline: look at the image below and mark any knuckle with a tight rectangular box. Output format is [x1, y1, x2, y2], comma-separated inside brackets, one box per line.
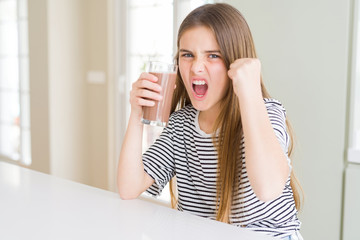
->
[141, 79, 149, 87]
[136, 98, 142, 105]
[257, 60, 261, 67]
[140, 89, 147, 96]
[140, 72, 147, 79]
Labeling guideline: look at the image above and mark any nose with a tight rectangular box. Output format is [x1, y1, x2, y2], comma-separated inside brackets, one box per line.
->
[191, 57, 205, 74]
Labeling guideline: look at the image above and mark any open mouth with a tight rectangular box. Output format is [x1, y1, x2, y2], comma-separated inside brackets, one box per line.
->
[192, 80, 208, 97]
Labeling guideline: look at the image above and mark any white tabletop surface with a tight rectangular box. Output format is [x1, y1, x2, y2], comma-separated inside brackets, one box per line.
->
[0, 161, 273, 240]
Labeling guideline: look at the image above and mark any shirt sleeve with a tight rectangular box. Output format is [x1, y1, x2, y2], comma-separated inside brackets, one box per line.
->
[142, 115, 175, 197]
[264, 99, 292, 171]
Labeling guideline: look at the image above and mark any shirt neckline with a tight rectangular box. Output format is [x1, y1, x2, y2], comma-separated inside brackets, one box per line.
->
[194, 110, 214, 138]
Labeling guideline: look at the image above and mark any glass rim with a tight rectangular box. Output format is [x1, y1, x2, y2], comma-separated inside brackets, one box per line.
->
[148, 61, 177, 72]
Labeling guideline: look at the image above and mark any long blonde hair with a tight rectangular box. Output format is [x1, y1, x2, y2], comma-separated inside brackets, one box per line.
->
[169, 3, 302, 223]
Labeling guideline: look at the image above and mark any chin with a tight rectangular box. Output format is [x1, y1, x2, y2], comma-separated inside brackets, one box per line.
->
[189, 100, 209, 111]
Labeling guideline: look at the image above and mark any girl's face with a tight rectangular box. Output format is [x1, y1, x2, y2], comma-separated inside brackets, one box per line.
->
[178, 26, 229, 114]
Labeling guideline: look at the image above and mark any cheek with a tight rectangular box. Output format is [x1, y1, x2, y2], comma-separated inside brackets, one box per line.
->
[179, 62, 189, 81]
[210, 63, 228, 83]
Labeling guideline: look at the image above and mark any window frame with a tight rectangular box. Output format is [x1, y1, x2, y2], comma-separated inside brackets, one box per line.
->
[0, 0, 31, 166]
[347, 0, 360, 164]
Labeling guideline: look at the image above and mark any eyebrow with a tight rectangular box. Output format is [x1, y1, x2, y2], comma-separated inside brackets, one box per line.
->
[179, 49, 221, 54]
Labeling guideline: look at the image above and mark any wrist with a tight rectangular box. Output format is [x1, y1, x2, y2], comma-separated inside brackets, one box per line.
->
[236, 86, 263, 104]
[129, 110, 144, 126]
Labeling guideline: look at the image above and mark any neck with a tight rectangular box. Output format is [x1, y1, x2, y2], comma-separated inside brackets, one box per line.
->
[198, 105, 220, 134]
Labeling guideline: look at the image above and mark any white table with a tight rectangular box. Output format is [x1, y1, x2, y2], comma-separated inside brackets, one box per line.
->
[0, 161, 273, 240]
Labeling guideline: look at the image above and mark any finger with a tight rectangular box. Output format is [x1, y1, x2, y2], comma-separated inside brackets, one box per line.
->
[137, 79, 162, 93]
[229, 59, 240, 68]
[136, 98, 156, 107]
[135, 89, 163, 101]
[227, 69, 234, 79]
[139, 72, 158, 82]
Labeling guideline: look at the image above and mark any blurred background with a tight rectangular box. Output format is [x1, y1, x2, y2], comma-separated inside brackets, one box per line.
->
[0, 0, 359, 239]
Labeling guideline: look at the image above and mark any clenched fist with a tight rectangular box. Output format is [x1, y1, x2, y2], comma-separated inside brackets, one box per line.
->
[227, 58, 262, 98]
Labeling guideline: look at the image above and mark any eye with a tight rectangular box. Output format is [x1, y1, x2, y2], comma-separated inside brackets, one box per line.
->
[181, 53, 193, 58]
[209, 54, 221, 59]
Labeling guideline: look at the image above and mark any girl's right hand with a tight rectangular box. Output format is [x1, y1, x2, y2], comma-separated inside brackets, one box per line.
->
[129, 72, 163, 118]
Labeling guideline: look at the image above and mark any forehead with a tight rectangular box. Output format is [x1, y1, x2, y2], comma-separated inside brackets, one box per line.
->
[179, 26, 219, 49]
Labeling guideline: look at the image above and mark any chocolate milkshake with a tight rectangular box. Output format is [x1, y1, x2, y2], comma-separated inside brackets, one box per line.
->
[141, 71, 177, 127]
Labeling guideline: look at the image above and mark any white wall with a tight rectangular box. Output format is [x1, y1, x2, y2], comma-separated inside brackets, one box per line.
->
[28, 0, 50, 174]
[28, 0, 110, 189]
[47, 0, 89, 183]
[83, 0, 110, 190]
[226, 0, 350, 239]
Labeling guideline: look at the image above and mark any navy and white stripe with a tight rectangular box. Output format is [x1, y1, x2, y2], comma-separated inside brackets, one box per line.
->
[142, 98, 301, 238]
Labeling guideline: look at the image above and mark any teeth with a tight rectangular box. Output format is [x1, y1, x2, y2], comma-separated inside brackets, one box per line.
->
[193, 80, 206, 85]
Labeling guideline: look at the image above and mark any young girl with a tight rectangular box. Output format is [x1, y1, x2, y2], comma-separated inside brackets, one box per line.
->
[118, 3, 303, 240]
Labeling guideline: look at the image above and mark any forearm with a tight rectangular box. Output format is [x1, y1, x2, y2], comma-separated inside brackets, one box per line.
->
[238, 92, 289, 201]
[117, 112, 152, 199]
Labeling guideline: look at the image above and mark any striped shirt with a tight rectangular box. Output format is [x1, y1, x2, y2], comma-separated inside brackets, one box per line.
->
[142, 98, 301, 238]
